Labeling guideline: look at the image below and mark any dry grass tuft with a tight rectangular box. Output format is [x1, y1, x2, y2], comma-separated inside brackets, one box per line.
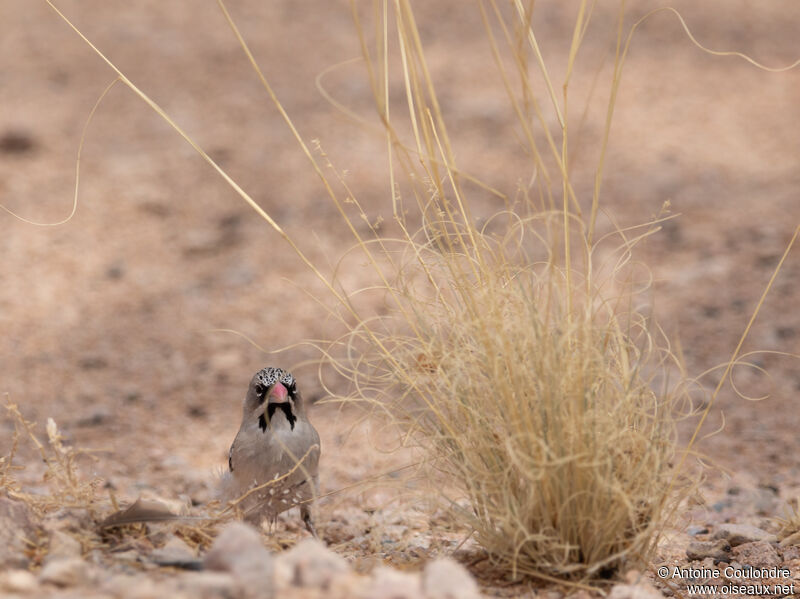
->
[333, 210, 681, 581]
[312, 1, 687, 583]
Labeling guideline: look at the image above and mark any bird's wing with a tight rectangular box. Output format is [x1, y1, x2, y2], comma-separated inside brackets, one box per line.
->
[268, 421, 320, 487]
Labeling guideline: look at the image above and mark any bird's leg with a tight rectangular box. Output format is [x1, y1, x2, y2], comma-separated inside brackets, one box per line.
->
[301, 503, 318, 539]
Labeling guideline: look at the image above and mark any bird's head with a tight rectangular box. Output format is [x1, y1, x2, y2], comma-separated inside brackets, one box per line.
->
[243, 366, 302, 431]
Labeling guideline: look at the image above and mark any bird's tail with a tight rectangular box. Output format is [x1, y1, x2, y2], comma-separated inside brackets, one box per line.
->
[214, 467, 237, 502]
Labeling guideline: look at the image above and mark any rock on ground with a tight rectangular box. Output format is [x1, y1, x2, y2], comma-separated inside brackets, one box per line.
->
[203, 521, 273, 599]
[39, 557, 93, 588]
[150, 535, 199, 569]
[422, 558, 481, 599]
[176, 571, 238, 599]
[713, 524, 777, 547]
[274, 537, 349, 590]
[608, 583, 665, 599]
[686, 539, 731, 562]
[608, 571, 665, 599]
[731, 541, 781, 569]
[0, 569, 40, 594]
[364, 566, 425, 599]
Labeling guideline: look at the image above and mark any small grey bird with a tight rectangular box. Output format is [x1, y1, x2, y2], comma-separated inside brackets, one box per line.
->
[221, 367, 321, 536]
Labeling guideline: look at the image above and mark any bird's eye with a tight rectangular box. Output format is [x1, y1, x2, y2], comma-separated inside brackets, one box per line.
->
[255, 383, 265, 396]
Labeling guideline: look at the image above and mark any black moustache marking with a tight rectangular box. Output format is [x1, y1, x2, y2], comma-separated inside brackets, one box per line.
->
[261, 403, 296, 431]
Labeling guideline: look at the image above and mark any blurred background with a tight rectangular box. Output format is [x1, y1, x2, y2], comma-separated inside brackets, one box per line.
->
[1, 1, 799, 506]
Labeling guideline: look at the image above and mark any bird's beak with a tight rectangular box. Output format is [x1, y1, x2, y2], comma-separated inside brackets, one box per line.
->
[266, 381, 289, 406]
[263, 382, 297, 430]
[264, 381, 293, 429]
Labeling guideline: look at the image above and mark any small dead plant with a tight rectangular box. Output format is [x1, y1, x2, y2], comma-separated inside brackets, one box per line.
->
[1, 402, 104, 518]
[0, 402, 235, 559]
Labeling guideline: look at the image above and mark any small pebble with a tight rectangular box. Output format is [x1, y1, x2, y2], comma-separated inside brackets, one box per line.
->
[0, 130, 35, 154]
[366, 566, 424, 599]
[686, 540, 731, 563]
[608, 581, 664, 599]
[711, 500, 730, 512]
[103, 574, 157, 598]
[274, 537, 348, 590]
[177, 571, 237, 599]
[39, 558, 91, 587]
[713, 523, 777, 546]
[781, 544, 800, 560]
[731, 541, 780, 569]
[150, 536, 200, 569]
[0, 569, 39, 593]
[608, 572, 664, 599]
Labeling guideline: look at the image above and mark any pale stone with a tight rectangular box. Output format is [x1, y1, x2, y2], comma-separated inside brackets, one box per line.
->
[104, 574, 161, 599]
[150, 535, 198, 568]
[608, 576, 665, 599]
[275, 538, 348, 590]
[203, 522, 272, 599]
[686, 539, 731, 562]
[176, 571, 237, 599]
[714, 523, 777, 546]
[731, 541, 781, 569]
[423, 558, 481, 599]
[39, 557, 91, 587]
[0, 569, 39, 593]
[363, 566, 424, 599]
[46, 530, 82, 561]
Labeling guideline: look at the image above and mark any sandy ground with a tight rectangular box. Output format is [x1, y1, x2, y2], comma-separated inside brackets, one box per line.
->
[2, 1, 800, 597]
